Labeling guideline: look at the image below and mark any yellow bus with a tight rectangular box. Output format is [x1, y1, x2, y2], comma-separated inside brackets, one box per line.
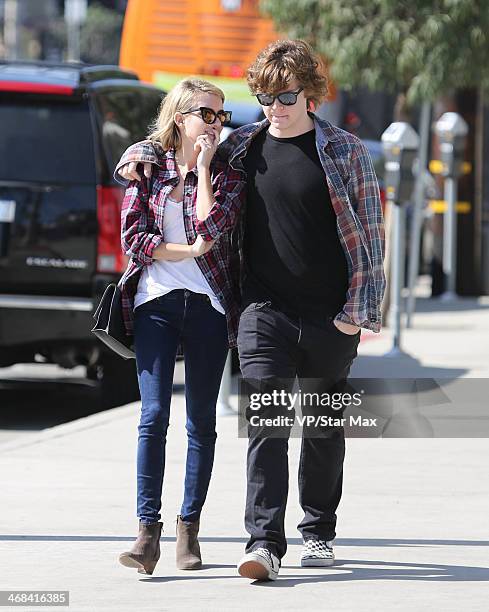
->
[119, 0, 337, 103]
[120, 0, 277, 79]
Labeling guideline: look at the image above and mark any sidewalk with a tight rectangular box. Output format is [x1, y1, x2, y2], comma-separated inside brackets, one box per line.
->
[1, 295, 489, 611]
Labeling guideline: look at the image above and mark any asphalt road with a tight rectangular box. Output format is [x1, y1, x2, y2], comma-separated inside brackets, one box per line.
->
[0, 364, 100, 444]
[0, 362, 186, 445]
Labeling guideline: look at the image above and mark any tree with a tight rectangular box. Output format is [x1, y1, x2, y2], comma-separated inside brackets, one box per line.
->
[80, 2, 123, 65]
[259, 0, 489, 107]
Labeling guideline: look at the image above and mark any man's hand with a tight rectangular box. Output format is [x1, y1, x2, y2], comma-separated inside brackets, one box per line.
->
[190, 235, 215, 257]
[119, 161, 153, 182]
[333, 319, 361, 335]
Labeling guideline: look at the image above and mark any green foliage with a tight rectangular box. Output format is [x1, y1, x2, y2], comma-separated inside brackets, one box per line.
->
[80, 3, 123, 65]
[260, 0, 489, 104]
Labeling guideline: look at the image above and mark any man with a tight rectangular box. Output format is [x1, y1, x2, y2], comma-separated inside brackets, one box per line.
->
[115, 39, 385, 581]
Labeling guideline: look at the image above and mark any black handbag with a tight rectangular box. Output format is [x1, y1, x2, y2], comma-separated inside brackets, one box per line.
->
[91, 283, 135, 360]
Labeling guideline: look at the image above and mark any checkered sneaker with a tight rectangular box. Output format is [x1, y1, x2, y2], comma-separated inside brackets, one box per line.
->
[300, 539, 335, 567]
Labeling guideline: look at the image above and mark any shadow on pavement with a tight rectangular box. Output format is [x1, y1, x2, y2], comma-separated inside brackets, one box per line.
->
[1, 536, 488, 547]
[413, 297, 489, 314]
[0, 378, 184, 433]
[0, 378, 103, 431]
[2, 535, 487, 582]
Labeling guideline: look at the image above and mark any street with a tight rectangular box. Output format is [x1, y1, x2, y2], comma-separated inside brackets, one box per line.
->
[1, 294, 488, 611]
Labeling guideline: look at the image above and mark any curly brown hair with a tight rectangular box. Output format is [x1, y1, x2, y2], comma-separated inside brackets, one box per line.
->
[246, 39, 329, 109]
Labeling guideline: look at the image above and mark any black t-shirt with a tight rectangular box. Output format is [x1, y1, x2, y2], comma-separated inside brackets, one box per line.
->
[242, 128, 349, 319]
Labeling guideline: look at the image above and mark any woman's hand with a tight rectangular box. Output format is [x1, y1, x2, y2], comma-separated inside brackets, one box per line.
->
[190, 235, 215, 257]
[195, 131, 219, 171]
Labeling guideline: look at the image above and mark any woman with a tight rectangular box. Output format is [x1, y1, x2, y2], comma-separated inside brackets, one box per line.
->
[117, 78, 244, 575]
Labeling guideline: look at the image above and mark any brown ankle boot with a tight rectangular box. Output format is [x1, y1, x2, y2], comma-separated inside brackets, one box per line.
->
[119, 521, 163, 575]
[175, 515, 202, 570]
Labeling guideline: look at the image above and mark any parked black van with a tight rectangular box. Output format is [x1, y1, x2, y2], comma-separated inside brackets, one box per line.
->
[0, 61, 165, 407]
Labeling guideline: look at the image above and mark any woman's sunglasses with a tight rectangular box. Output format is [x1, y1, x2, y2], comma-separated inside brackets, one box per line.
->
[255, 87, 304, 106]
[181, 106, 232, 126]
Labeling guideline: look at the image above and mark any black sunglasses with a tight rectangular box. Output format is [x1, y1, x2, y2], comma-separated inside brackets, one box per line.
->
[181, 106, 232, 126]
[255, 87, 304, 106]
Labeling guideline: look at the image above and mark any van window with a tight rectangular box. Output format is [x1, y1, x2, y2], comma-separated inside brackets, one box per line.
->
[94, 88, 163, 177]
[0, 98, 96, 184]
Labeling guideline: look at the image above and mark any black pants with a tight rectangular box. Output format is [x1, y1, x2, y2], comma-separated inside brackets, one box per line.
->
[237, 300, 360, 559]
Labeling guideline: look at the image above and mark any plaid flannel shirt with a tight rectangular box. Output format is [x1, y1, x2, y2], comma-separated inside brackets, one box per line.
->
[115, 114, 386, 334]
[115, 144, 245, 347]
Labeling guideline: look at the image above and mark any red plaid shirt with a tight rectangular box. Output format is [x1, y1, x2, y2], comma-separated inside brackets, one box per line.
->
[116, 145, 245, 347]
[115, 114, 386, 337]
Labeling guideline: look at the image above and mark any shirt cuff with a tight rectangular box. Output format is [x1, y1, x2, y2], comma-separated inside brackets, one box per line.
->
[334, 309, 382, 333]
[334, 310, 358, 326]
[130, 234, 164, 266]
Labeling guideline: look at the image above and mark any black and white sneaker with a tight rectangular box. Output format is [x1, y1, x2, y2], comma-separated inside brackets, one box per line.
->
[300, 538, 335, 567]
[237, 547, 280, 581]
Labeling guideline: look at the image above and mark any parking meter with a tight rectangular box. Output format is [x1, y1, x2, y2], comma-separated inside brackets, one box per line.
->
[381, 122, 420, 204]
[432, 112, 468, 299]
[433, 112, 468, 178]
[381, 122, 420, 355]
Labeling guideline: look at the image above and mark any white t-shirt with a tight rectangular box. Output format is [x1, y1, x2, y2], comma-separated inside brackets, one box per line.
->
[134, 196, 224, 315]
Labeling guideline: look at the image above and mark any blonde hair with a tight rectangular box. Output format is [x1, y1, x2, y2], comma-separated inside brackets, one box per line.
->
[247, 40, 329, 109]
[147, 78, 225, 151]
